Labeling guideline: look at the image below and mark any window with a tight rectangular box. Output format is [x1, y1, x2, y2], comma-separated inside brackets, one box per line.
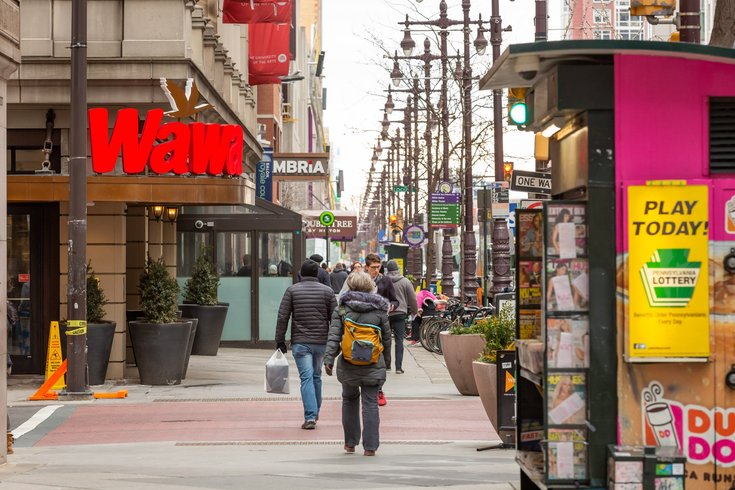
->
[593, 29, 612, 39]
[593, 8, 611, 24]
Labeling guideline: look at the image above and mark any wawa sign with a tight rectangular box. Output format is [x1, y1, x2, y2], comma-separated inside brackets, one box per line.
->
[272, 153, 329, 177]
[89, 78, 243, 176]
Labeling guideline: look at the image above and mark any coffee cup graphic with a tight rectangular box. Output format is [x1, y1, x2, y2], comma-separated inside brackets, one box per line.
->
[645, 401, 680, 448]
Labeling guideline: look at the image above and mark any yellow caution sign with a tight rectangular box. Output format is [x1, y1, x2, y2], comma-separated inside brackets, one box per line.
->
[45, 321, 65, 390]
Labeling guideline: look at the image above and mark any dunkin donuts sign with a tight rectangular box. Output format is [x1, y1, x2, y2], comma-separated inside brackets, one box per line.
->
[642, 381, 735, 468]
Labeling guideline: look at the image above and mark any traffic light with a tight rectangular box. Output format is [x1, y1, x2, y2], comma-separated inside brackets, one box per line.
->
[508, 87, 529, 126]
[389, 214, 398, 231]
[503, 162, 514, 183]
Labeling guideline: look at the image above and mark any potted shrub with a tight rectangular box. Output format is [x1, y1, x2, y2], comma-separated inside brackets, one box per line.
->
[472, 303, 516, 434]
[85, 263, 117, 385]
[179, 248, 229, 356]
[128, 256, 190, 385]
[440, 320, 486, 396]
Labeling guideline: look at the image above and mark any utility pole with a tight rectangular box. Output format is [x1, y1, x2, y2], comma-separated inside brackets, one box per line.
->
[64, 0, 91, 399]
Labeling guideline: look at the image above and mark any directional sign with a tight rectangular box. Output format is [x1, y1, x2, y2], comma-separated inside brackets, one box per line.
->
[319, 211, 335, 226]
[510, 170, 552, 194]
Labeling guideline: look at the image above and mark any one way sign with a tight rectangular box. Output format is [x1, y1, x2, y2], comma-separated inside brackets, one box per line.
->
[510, 170, 552, 194]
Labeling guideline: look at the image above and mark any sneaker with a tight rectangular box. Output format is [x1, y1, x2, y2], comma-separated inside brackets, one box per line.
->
[301, 420, 316, 430]
[377, 391, 387, 407]
[396, 369, 404, 374]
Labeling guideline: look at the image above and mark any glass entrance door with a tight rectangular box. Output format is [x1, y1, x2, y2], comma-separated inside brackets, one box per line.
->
[7, 204, 57, 374]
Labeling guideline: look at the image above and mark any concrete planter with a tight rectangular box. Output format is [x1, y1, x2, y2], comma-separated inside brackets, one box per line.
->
[472, 361, 498, 432]
[129, 321, 190, 385]
[179, 303, 229, 356]
[440, 331, 485, 396]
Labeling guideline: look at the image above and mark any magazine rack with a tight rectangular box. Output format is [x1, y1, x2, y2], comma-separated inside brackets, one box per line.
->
[515, 201, 611, 488]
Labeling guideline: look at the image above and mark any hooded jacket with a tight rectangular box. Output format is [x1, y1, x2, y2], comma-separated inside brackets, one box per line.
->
[324, 291, 391, 387]
[386, 270, 418, 317]
[275, 277, 337, 345]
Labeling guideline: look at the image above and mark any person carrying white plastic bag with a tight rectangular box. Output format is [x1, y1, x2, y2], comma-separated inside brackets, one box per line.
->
[265, 349, 290, 394]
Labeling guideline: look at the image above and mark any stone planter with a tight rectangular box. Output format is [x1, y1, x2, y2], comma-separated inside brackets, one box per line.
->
[128, 321, 190, 385]
[440, 331, 485, 396]
[180, 317, 198, 379]
[472, 360, 498, 431]
[179, 303, 229, 356]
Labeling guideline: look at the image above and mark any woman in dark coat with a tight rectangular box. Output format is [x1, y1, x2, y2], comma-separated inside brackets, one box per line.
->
[323, 271, 391, 456]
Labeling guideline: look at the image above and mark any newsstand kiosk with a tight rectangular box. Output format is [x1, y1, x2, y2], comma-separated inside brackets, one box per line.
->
[480, 41, 735, 489]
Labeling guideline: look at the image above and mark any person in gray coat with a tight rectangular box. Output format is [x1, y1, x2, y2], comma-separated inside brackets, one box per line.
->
[330, 263, 348, 294]
[276, 260, 337, 430]
[385, 260, 418, 373]
[324, 272, 391, 456]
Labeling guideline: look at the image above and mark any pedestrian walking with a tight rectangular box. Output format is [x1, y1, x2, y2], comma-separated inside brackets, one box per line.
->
[275, 260, 337, 429]
[384, 260, 418, 373]
[330, 263, 348, 294]
[324, 271, 391, 456]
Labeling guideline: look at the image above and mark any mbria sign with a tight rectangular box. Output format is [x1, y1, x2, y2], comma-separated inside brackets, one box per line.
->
[272, 153, 329, 176]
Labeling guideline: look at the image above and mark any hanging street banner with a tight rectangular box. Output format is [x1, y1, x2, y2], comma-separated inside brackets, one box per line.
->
[256, 148, 273, 201]
[223, 0, 292, 24]
[301, 210, 356, 241]
[627, 183, 709, 359]
[429, 192, 460, 228]
[248, 22, 291, 85]
[510, 170, 552, 194]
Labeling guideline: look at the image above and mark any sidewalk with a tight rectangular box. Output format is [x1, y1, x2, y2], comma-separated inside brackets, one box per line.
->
[4, 343, 519, 489]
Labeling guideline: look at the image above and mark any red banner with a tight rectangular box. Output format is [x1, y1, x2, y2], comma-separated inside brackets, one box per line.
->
[248, 22, 290, 85]
[223, 0, 292, 24]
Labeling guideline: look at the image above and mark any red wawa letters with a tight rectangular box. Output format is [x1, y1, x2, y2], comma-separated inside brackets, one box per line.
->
[89, 108, 243, 176]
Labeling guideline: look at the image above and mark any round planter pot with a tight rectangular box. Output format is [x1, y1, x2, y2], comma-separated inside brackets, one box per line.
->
[440, 331, 485, 396]
[179, 304, 229, 356]
[472, 360, 498, 432]
[180, 317, 198, 379]
[129, 321, 190, 385]
[60, 321, 116, 385]
[87, 321, 116, 385]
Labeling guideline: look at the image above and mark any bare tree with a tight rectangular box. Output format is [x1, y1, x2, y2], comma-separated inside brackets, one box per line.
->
[709, 0, 735, 48]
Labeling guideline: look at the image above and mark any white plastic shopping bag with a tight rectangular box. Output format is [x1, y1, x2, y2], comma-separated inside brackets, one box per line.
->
[264, 349, 290, 394]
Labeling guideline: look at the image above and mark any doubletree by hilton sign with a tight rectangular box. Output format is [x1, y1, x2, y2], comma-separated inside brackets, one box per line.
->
[89, 78, 243, 176]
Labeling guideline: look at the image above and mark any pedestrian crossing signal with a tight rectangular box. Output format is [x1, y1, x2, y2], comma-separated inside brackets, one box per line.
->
[503, 162, 514, 183]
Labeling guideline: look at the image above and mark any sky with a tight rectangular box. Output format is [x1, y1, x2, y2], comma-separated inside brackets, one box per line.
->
[322, 0, 563, 211]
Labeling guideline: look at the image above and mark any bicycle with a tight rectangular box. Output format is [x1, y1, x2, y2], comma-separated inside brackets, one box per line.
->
[419, 300, 494, 354]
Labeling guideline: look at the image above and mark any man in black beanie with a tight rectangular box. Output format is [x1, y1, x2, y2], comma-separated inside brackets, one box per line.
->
[309, 254, 332, 288]
[276, 260, 337, 430]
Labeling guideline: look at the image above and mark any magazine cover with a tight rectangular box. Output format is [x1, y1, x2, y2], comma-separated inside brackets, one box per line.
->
[547, 373, 587, 425]
[546, 204, 587, 258]
[519, 260, 542, 306]
[547, 428, 588, 480]
[547, 316, 589, 368]
[518, 210, 543, 258]
[546, 259, 589, 312]
[519, 309, 542, 340]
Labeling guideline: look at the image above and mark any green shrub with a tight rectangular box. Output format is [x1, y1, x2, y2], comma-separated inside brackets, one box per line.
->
[86, 262, 109, 323]
[182, 248, 220, 306]
[139, 255, 180, 324]
[475, 302, 516, 363]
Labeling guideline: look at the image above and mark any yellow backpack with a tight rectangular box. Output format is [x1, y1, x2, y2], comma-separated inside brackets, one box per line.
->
[339, 306, 383, 365]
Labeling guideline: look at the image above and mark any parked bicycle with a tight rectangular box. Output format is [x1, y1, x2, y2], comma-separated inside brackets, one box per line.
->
[419, 299, 494, 354]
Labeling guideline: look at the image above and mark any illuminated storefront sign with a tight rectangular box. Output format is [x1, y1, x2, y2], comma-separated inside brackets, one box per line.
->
[272, 153, 329, 176]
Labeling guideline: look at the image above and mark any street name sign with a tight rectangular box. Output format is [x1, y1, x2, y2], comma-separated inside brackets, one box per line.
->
[510, 170, 552, 194]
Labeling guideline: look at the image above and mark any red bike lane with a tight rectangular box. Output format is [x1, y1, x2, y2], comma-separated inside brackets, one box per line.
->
[34, 398, 496, 446]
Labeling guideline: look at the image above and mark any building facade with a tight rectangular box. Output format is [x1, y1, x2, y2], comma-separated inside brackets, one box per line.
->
[6, 0, 261, 377]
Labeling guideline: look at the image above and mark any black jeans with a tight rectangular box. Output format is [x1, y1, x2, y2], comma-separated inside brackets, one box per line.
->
[388, 315, 406, 371]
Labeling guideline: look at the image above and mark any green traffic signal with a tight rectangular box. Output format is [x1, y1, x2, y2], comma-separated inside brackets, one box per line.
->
[509, 101, 528, 125]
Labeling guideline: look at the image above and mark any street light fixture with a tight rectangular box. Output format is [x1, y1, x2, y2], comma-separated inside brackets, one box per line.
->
[385, 86, 395, 114]
[401, 16, 416, 56]
[390, 52, 403, 87]
[474, 15, 489, 55]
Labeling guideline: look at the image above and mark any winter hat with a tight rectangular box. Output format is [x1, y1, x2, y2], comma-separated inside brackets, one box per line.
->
[268, 264, 278, 275]
[300, 260, 319, 278]
[309, 254, 324, 264]
[386, 260, 400, 272]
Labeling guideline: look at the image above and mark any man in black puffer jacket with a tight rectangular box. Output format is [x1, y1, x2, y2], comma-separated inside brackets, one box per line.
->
[276, 260, 337, 430]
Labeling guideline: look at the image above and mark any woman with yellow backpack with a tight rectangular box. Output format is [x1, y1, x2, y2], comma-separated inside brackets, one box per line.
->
[323, 271, 392, 456]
